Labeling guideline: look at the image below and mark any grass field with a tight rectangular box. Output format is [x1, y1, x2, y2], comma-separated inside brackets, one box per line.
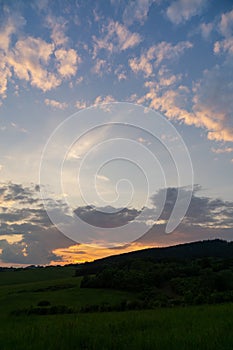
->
[1, 266, 233, 350]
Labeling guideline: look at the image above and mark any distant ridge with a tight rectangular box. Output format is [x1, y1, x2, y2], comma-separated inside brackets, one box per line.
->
[75, 239, 233, 274]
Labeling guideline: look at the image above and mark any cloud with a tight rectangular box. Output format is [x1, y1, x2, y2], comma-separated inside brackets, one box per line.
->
[74, 95, 116, 113]
[76, 76, 84, 85]
[0, 13, 25, 52]
[0, 182, 39, 204]
[63, 187, 233, 254]
[219, 9, 233, 38]
[133, 12, 233, 144]
[138, 84, 197, 126]
[213, 10, 233, 57]
[211, 147, 233, 154]
[157, 66, 181, 86]
[0, 13, 81, 100]
[10, 122, 28, 133]
[74, 206, 140, 228]
[53, 241, 149, 264]
[7, 36, 61, 91]
[214, 37, 233, 56]
[55, 48, 80, 78]
[122, 0, 157, 26]
[45, 98, 68, 110]
[129, 41, 193, 77]
[75, 100, 87, 110]
[200, 22, 214, 40]
[93, 20, 142, 57]
[138, 54, 233, 142]
[94, 95, 116, 105]
[192, 61, 233, 142]
[114, 65, 127, 81]
[166, 0, 207, 24]
[0, 227, 73, 265]
[137, 186, 233, 245]
[92, 58, 111, 76]
[0, 14, 24, 98]
[0, 182, 75, 265]
[1, 182, 233, 265]
[137, 222, 233, 246]
[0, 58, 11, 98]
[96, 174, 110, 182]
[46, 15, 68, 46]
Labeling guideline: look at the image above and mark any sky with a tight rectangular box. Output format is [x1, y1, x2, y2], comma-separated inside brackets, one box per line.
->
[0, 0, 233, 266]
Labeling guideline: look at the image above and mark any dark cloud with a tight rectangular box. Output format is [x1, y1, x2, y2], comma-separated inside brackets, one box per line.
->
[151, 185, 233, 228]
[0, 182, 233, 265]
[137, 223, 233, 246]
[0, 182, 39, 204]
[138, 185, 233, 245]
[74, 205, 141, 228]
[0, 182, 75, 265]
[0, 227, 75, 265]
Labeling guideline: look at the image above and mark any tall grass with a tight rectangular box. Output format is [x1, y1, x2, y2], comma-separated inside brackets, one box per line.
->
[1, 267, 233, 349]
[1, 304, 233, 350]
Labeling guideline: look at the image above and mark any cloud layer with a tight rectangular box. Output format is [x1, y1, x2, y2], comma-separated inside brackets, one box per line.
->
[1, 182, 233, 265]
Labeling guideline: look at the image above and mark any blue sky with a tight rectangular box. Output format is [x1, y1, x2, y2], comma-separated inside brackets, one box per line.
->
[0, 0, 233, 266]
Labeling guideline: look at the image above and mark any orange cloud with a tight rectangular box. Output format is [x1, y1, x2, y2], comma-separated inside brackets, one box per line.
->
[129, 41, 193, 77]
[45, 98, 68, 110]
[0, 14, 81, 98]
[55, 48, 80, 78]
[92, 20, 141, 58]
[51, 242, 156, 265]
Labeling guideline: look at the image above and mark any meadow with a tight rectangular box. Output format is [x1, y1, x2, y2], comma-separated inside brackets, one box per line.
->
[0, 265, 233, 349]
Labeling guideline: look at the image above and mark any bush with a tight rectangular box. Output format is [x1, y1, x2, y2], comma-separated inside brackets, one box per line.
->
[37, 300, 51, 307]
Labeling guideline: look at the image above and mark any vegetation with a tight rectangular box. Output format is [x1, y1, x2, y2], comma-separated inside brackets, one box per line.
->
[75, 239, 233, 276]
[80, 256, 233, 307]
[1, 240, 233, 349]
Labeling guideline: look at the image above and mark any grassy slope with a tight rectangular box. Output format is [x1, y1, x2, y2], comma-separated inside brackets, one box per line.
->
[0, 266, 233, 350]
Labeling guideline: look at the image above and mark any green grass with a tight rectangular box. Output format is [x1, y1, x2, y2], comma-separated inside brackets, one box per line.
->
[0, 266, 74, 286]
[1, 305, 233, 350]
[0, 267, 233, 349]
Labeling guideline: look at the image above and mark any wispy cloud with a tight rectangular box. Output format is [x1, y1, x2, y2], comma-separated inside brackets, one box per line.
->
[138, 83, 196, 126]
[45, 98, 68, 110]
[122, 0, 158, 26]
[193, 61, 233, 142]
[114, 65, 127, 81]
[96, 174, 110, 182]
[166, 0, 208, 24]
[75, 100, 87, 110]
[219, 9, 233, 38]
[214, 37, 233, 56]
[212, 147, 233, 154]
[0, 13, 81, 99]
[213, 9, 233, 58]
[46, 15, 68, 47]
[94, 95, 116, 105]
[92, 58, 111, 76]
[129, 41, 193, 77]
[10, 122, 28, 133]
[0, 14, 24, 98]
[93, 20, 142, 57]
[200, 22, 214, 40]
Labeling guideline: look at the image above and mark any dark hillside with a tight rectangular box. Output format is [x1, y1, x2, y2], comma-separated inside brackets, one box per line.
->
[75, 239, 233, 276]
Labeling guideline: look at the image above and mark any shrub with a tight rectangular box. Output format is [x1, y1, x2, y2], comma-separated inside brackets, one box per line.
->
[37, 300, 51, 307]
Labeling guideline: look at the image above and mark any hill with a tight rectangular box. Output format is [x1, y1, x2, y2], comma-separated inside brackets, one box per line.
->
[75, 239, 233, 275]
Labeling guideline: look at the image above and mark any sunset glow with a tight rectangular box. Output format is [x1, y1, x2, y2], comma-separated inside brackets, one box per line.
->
[0, 0, 233, 266]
